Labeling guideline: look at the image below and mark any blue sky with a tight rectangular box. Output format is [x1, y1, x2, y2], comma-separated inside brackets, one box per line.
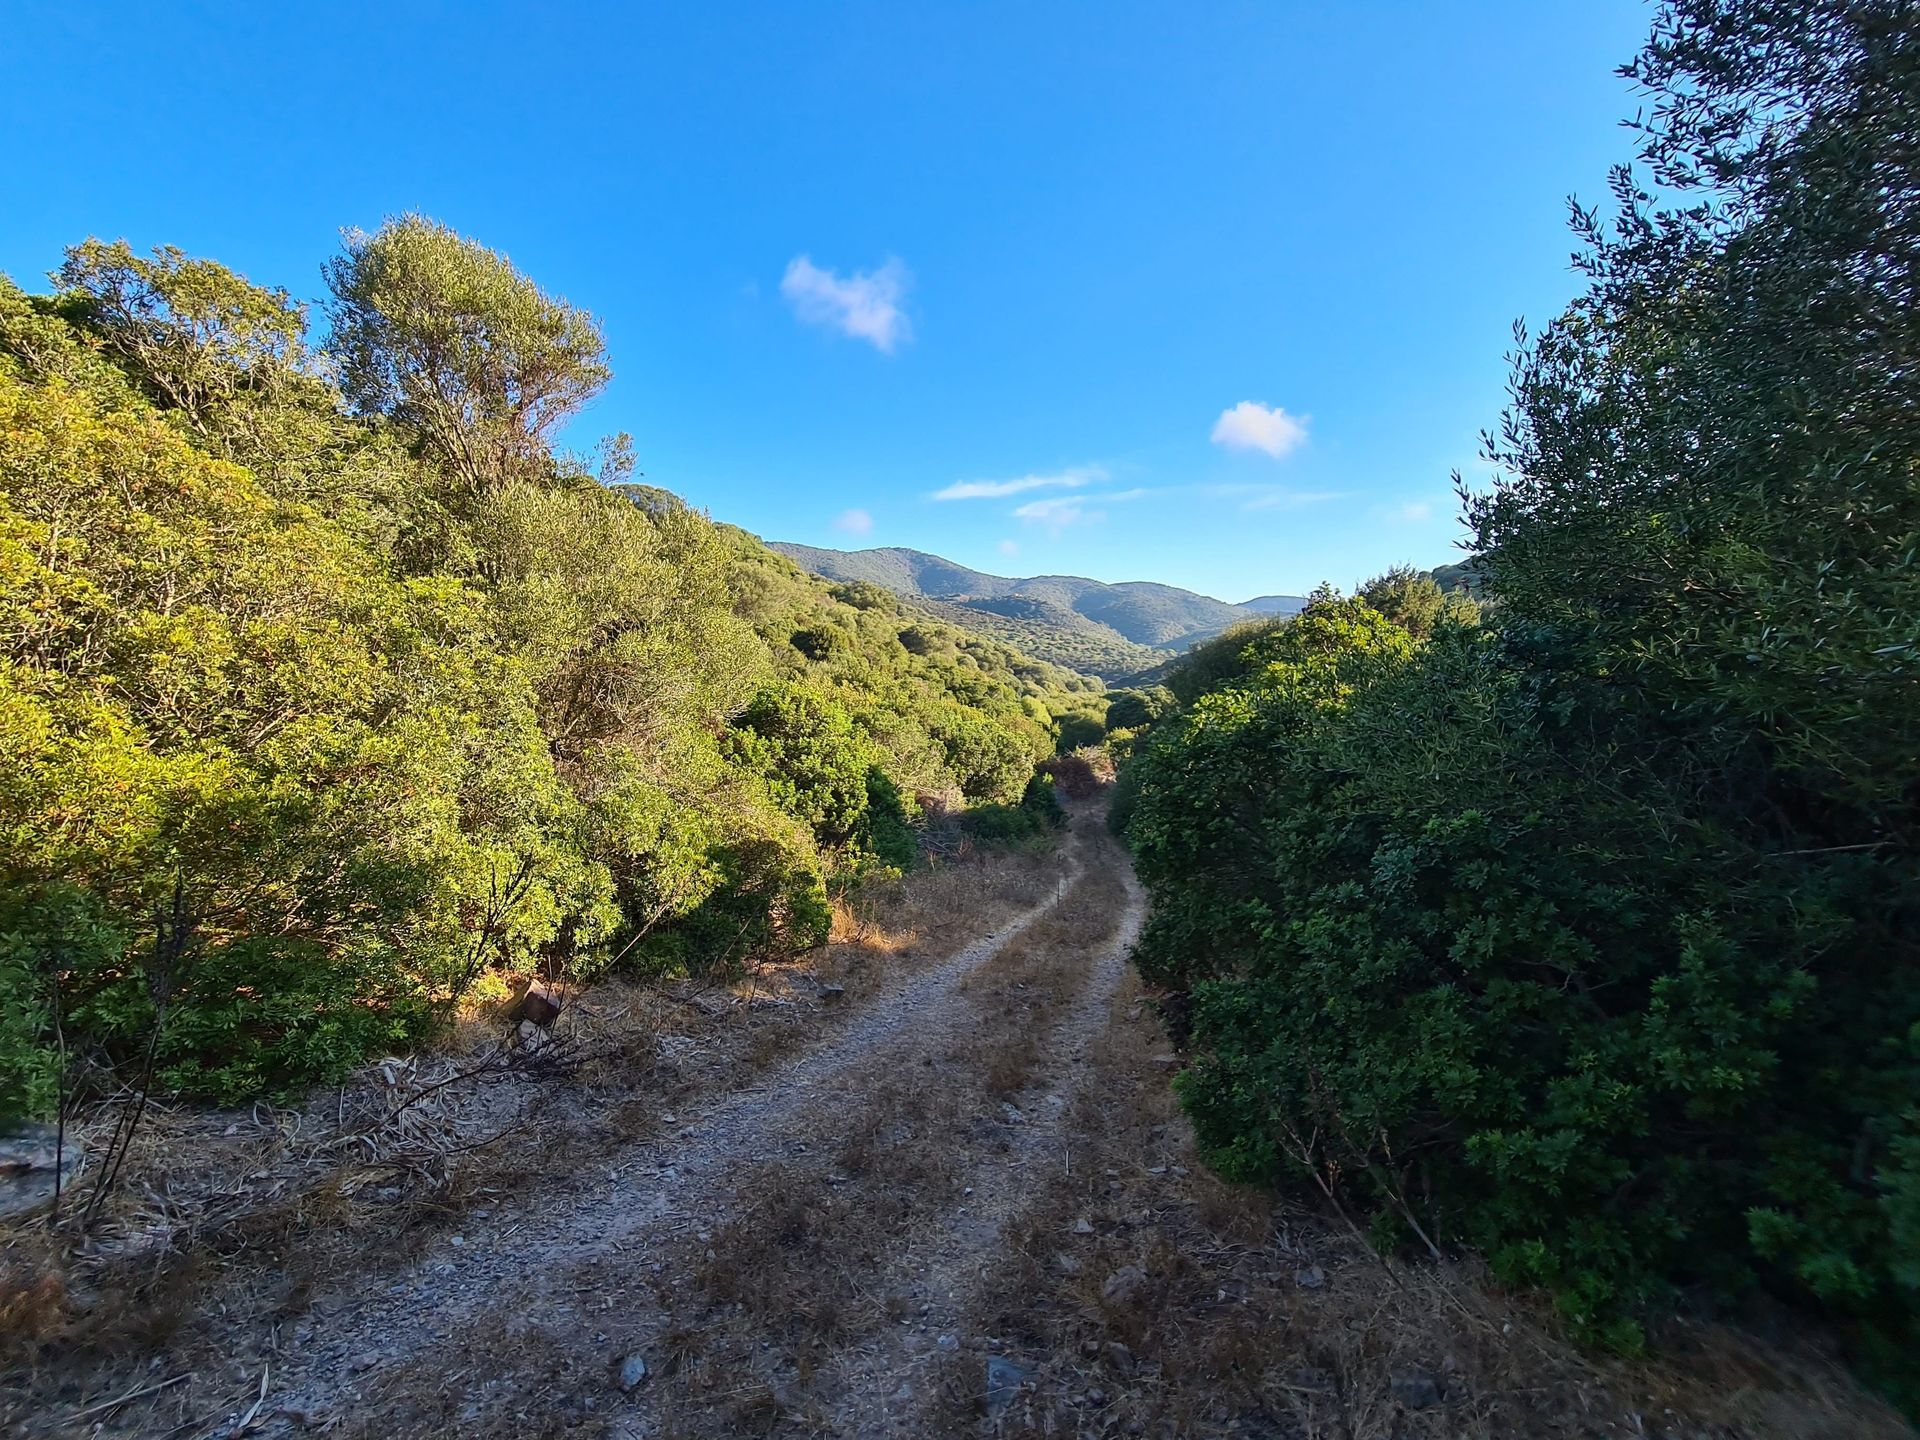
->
[2, 1, 1648, 603]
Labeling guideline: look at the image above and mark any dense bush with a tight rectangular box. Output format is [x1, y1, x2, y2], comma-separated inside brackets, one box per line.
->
[1124, 0, 1920, 1397]
[0, 222, 1087, 1116]
[962, 774, 1067, 846]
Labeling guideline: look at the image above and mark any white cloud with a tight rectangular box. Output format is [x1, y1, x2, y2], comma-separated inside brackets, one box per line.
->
[1367, 498, 1443, 526]
[1241, 488, 1345, 512]
[1204, 483, 1345, 512]
[1211, 401, 1309, 459]
[997, 539, 1020, 557]
[1012, 495, 1097, 528]
[781, 255, 912, 353]
[832, 507, 874, 537]
[932, 464, 1106, 501]
[1011, 487, 1148, 535]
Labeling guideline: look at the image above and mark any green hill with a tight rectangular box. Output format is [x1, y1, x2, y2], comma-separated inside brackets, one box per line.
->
[768, 542, 1264, 679]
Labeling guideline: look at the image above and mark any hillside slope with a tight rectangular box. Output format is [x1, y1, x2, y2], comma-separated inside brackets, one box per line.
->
[769, 542, 1265, 677]
[1241, 593, 1309, 615]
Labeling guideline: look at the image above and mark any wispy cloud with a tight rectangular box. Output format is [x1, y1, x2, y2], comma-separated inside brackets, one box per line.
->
[1368, 498, 1445, 526]
[1012, 495, 1099, 529]
[931, 464, 1106, 501]
[1012, 487, 1151, 536]
[781, 255, 912, 353]
[1204, 483, 1345, 513]
[1211, 400, 1309, 459]
[832, 507, 874, 537]
[996, 538, 1020, 558]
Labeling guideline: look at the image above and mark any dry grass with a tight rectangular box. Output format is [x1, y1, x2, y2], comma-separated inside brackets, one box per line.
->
[932, 968, 1911, 1440]
[610, 846, 1123, 1439]
[0, 836, 1073, 1438]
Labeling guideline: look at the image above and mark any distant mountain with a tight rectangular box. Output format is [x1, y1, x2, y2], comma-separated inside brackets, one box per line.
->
[1428, 559, 1485, 595]
[769, 543, 1269, 681]
[1241, 594, 1309, 616]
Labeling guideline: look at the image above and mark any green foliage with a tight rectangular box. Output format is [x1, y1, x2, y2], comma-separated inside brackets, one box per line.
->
[962, 773, 1067, 846]
[0, 222, 1074, 1123]
[1357, 564, 1477, 640]
[1124, 0, 1920, 1399]
[1103, 685, 1175, 733]
[729, 683, 875, 848]
[325, 214, 611, 494]
[1160, 616, 1290, 704]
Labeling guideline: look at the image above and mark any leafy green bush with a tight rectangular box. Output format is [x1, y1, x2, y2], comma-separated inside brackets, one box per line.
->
[963, 772, 1066, 847]
[1124, 0, 1920, 1397]
[0, 224, 1095, 1123]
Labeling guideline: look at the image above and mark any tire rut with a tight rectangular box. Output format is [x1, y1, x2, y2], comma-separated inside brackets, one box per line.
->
[815, 861, 1148, 1437]
[262, 846, 1090, 1432]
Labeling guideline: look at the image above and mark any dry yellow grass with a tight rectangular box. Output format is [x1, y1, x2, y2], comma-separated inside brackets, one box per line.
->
[930, 966, 1910, 1440]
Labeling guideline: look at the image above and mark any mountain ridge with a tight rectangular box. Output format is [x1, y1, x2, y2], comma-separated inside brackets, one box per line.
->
[769, 542, 1275, 679]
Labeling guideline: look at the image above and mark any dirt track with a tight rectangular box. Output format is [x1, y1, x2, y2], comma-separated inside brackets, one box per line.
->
[244, 820, 1141, 1437]
[12, 815, 1908, 1440]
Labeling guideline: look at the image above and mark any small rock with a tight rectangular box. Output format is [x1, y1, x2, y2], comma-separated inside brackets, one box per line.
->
[349, 1353, 382, 1374]
[1295, 1264, 1326, 1290]
[819, 982, 846, 1000]
[1390, 1365, 1443, 1410]
[1171, 1165, 1190, 1178]
[0, 1124, 78, 1220]
[1071, 1217, 1095, 1235]
[936, 1333, 960, 1352]
[1101, 1265, 1148, 1305]
[1103, 1341, 1136, 1374]
[1152, 1054, 1179, 1069]
[1054, 1252, 1082, 1277]
[984, 1356, 1030, 1420]
[617, 1353, 650, 1392]
[1001, 1103, 1025, 1124]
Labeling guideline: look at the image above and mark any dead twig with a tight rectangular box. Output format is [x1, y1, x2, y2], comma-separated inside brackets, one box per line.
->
[64, 1372, 192, 1425]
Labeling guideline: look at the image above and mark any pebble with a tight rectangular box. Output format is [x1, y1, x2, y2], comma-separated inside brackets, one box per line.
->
[617, 1353, 649, 1391]
[1390, 1365, 1444, 1409]
[1101, 1265, 1148, 1304]
[984, 1356, 1030, 1420]
[1295, 1264, 1326, 1290]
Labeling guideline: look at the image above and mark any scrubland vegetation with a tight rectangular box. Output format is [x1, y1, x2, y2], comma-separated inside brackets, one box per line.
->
[1117, 0, 1920, 1405]
[0, 219, 1096, 1123]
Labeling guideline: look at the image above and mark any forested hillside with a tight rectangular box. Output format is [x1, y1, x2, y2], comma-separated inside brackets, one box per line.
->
[0, 224, 1101, 1119]
[1118, 0, 1920, 1406]
[770, 541, 1261, 675]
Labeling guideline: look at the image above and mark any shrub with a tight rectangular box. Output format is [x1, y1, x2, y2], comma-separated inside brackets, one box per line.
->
[963, 771, 1067, 847]
[1125, 0, 1920, 1397]
[1038, 753, 1101, 800]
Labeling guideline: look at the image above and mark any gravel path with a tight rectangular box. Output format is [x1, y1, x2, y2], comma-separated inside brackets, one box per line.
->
[817, 860, 1148, 1436]
[259, 844, 1096, 1433]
